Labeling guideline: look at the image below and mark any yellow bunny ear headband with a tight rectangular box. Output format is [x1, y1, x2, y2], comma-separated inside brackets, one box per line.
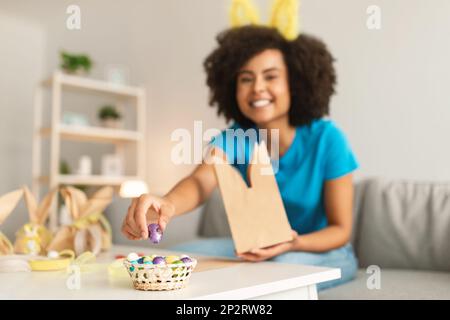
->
[229, 0, 301, 40]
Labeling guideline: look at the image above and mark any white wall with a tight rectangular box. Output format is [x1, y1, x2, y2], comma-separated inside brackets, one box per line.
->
[126, 0, 450, 189]
[1, 0, 450, 244]
[0, 12, 46, 237]
[127, 0, 230, 194]
[303, 0, 450, 182]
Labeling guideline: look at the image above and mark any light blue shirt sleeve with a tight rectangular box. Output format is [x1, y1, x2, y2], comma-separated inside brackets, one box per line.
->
[323, 123, 359, 180]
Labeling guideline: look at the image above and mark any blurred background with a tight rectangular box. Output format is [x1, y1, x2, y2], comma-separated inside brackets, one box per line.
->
[1, 0, 450, 248]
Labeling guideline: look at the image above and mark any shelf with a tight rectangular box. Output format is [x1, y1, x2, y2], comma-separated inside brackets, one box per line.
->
[38, 175, 140, 186]
[40, 124, 142, 143]
[43, 72, 143, 97]
[34, 70, 146, 230]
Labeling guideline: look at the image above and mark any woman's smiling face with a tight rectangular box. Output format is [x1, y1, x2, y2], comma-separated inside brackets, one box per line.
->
[236, 49, 291, 127]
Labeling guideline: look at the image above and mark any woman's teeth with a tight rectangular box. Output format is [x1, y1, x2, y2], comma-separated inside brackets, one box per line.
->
[251, 99, 272, 108]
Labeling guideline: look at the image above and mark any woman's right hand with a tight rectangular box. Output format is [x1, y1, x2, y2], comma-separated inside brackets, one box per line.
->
[121, 194, 175, 241]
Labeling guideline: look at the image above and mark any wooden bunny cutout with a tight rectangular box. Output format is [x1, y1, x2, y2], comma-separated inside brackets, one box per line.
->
[0, 189, 23, 255]
[212, 141, 293, 254]
[14, 186, 55, 255]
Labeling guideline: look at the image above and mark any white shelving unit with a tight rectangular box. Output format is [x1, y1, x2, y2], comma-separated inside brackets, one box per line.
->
[32, 71, 147, 230]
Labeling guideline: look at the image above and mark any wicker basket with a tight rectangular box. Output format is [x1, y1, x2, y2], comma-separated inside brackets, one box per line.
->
[123, 258, 197, 291]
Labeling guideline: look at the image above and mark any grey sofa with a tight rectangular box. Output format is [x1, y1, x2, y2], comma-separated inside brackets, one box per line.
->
[196, 178, 450, 299]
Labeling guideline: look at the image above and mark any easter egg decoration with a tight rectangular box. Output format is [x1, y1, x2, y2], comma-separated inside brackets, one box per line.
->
[165, 255, 180, 264]
[127, 252, 139, 263]
[171, 260, 184, 276]
[152, 256, 166, 265]
[143, 256, 153, 263]
[180, 256, 192, 264]
[147, 223, 163, 244]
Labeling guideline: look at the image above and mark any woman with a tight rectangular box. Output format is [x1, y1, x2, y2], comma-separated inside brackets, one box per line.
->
[122, 26, 359, 290]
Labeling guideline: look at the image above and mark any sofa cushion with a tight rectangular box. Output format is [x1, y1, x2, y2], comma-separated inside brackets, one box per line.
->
[197, 188, 231, 237]
[354, 179, 450, 271]
[319, 269, 450, 300]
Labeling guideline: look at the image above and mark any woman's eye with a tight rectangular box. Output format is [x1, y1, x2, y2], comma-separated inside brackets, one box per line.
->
[239, 77, 253, 83]
[265, 75, 278, 81]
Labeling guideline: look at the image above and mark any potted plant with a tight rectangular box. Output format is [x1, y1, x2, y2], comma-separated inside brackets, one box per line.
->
[98, 105, 122, 128]
[60, 51, 93, 75]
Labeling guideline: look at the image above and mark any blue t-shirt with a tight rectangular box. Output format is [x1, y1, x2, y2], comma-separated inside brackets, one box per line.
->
[209, 118, 359, 235]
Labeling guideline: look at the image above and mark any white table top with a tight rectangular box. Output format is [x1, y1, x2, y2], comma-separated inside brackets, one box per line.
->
[0, 245, 340, 300]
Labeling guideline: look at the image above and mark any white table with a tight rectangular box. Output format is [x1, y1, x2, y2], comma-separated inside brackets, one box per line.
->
[0, 245, 340, 300]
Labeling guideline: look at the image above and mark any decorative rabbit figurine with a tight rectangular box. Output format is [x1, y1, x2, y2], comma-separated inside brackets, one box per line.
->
[0, 189, 23, 255]
[22, 224, 42, 256]
[47, 186, 113, 256]
[14, 186, 56, 255]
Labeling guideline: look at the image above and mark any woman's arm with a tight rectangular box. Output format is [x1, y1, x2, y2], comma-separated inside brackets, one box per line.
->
[164, 146, 228, 216]
[164, 161, 218, 217]
[291, 173, 354, 252]
[122, 147, 225, 240]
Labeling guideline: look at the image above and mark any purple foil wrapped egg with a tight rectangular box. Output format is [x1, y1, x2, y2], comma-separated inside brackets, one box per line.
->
[148, 223, 163, 244]
[152, 256, 166, 265]
[180, 257, 192, 264]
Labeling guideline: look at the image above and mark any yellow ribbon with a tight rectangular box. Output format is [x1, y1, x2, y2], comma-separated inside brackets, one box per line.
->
[72, 212, 112, 248]
[69, 251, 100, 273]
[107, 258, 129, 279]
[28, 250, 99, 273]
[29, 249, 75, 271]
[0, 232, 13, 255]
[72, 212, 112, 237]
[73, 250, 95, 264]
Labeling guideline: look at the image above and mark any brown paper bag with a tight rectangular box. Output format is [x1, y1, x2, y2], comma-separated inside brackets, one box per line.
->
[213, 141, 293, 254]
[47, 186, 113, 256]
[14, 186, 55, 255]
[0, 189, 23, 255]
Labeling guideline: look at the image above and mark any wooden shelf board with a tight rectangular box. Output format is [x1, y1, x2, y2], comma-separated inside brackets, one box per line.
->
[43, 72, 143, 97]
[40, 125, 142, 143]
[37, 175, 140, 186]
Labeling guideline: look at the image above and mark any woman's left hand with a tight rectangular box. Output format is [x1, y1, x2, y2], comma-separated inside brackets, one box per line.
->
[236, 230, 298, 262]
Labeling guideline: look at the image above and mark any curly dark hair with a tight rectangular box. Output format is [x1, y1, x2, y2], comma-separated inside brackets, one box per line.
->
[203, 25, 336, 128]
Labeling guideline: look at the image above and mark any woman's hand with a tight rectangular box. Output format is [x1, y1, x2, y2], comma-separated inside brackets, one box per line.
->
[236, 230, 298, 262]
[121, 194, 175, 241]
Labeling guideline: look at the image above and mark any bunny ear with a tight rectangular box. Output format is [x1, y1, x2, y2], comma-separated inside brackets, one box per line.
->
[0, 189, 23, 225]
[46, 226, 76, 252]
[61, 186, 87, 219]
[60, 188, 74, 218]
[247, 141, 275, 188]
[22, 186, 38, 223]
[229, 0, 261, 27]
[91, 186, 114, 199]
[269, 0, 300, 40]
[36, 188, 57, 225]
[81, 186, 114, 217]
